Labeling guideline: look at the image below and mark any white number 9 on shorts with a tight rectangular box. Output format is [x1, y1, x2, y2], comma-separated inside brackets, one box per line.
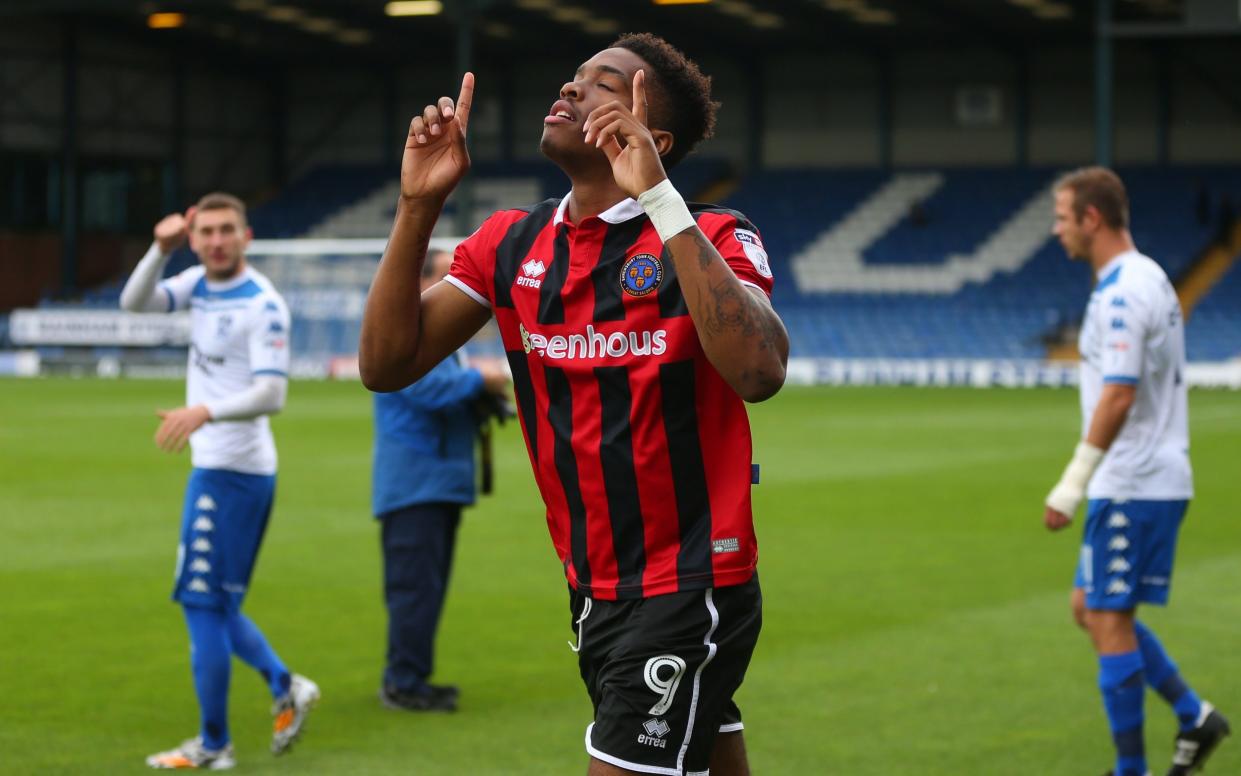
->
[644, 655, 687, 716]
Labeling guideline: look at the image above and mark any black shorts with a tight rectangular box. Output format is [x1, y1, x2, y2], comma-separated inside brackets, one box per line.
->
[568, 574, 762, 776]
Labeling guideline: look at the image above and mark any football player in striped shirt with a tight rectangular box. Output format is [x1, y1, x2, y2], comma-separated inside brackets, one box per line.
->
[362, 34, 787, 776]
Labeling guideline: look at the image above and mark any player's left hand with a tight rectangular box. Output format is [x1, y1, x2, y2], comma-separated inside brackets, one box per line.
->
[155, 405, 211, 453]
[582, 69, 667, 199]
[1044, 506, 1072, 531]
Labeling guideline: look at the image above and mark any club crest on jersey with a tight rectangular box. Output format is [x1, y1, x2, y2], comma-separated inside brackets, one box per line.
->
[620, 253, 662, 297]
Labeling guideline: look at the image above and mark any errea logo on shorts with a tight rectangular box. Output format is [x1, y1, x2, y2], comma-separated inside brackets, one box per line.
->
[516, 258, 546, 289]
[520, 322, 667, 361]
[638, 718, 670, 749]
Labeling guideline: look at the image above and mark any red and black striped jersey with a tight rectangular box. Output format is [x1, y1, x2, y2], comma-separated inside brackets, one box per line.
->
[446, 194, 775, 600]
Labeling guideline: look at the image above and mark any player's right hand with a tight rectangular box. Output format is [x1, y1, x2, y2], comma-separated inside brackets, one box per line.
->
[153, 208, 194, 255]
[154, 405, 210, 453]
[401, 73, 474, 204]
[1044, 505, 1072, 531]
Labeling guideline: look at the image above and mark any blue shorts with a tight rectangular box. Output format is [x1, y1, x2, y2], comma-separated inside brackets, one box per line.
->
[172, 467, 276, 612]
[1074, 498, 1188, 610]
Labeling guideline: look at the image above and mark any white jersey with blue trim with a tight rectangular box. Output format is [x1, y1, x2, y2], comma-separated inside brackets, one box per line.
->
[160, 265, 290, 475]
[1078, 249, 1192, 500]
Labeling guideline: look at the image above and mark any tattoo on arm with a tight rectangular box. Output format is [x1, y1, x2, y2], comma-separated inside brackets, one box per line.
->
[690, 233, 783, 353]
[694, 231, 716, 271]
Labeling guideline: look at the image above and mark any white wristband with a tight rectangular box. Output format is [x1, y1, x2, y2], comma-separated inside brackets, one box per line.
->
[1045, 441, 1106, 518]
[637, 179, 697, 243]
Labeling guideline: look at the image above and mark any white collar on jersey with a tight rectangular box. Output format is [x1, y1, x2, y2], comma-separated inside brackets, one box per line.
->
[553, 193, 645, 227]
[1095, 249, 1137, 281]
[202, 266, 254, 291]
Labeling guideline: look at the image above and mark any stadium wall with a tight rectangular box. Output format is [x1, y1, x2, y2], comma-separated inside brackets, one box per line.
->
[0, 19, 277, 197]
[0, 233, 146, 309]
[6, 18, 1241, 201]
[280, 44, 1241, 175]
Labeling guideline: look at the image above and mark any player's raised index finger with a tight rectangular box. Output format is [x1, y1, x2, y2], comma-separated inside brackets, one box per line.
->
[632, 69, 648, 126]
[455, 72, 475, 133]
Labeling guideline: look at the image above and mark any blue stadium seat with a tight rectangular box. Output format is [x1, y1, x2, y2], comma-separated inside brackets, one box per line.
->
[724, 166, 1241, 361]
[24, 165, 1240, 363]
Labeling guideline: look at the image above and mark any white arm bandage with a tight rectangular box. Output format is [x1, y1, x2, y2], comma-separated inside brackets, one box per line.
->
[119, 243, 172, 312]
[204, 375, 287, 421]
[1045, 441, 1106, 518]
[637, 179, 698, 244]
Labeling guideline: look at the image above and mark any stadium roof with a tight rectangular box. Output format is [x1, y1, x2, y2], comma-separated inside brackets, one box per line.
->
[1, 0, 1197, 66]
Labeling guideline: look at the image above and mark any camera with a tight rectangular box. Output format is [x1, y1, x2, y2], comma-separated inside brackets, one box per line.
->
[471, 391, 516, 427]
[472, 391, 515, 496]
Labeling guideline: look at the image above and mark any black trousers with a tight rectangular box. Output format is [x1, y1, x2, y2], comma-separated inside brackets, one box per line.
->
[380, 502, 462, 694]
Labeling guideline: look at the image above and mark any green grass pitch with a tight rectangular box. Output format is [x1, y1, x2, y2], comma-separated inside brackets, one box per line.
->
[1, 378, 1238, 774]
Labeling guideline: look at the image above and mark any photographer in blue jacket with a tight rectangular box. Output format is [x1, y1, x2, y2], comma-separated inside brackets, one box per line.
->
[371, 248, 510, 712]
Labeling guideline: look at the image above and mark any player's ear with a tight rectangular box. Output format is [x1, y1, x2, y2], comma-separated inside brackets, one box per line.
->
[1082, 204, 1102, 232]
[650, 129, 674, 159]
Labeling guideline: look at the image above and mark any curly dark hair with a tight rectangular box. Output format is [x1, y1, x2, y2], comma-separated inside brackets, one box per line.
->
[611, 33, 719, 169]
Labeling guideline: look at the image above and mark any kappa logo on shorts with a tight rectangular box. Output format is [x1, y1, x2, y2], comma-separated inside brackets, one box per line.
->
[192, 538, 212, 553]
[638, 718, 671, 749]
[1107, 557, 1131, 573]
[187, 578, 210, 593]
[1106, 578, 1132, 596]
[1107, 512, 1130, 528]
[193, 516, 215, 532]
[1108, 535, 1130, 552]
[196, 494, 217, 511]
[189, 558, 211, 574]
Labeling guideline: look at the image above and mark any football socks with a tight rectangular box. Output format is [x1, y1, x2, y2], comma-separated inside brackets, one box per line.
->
[184, 606, 232, 751]
[1133, 621, 1203, 733]
[227, 612, 291, 699]
[1099, 650, 1146, 776]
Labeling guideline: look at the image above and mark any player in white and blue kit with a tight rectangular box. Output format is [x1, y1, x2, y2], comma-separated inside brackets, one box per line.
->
[120, 193, 319, 770]
[1044, 168, 1228, 776]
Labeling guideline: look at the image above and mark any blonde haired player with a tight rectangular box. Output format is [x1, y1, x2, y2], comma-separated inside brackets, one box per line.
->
[1045, 167, 1228, 776]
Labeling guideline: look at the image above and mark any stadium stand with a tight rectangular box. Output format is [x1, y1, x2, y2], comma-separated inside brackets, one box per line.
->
[13, 164, 1241, 364]
[724, 166, 1241, 361]
[245, 158, 733, 240]
[1186, 216, 1241, 362]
